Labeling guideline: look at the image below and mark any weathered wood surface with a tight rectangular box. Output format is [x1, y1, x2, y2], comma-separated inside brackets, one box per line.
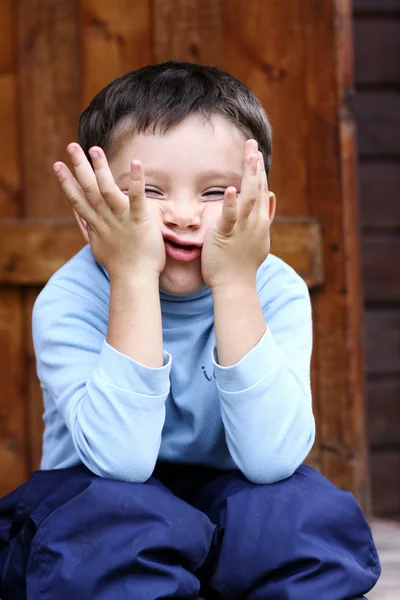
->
[362, 238, 400, 303]
[80, 0, 152, 107]
[354, 0, 400, 517]
[354, 0, 400, 11]
[0, 0, 27, 497]
[369, 519, 400, 600]
[354, 20, 400, 85]
[360, 163, 400, 230]
[370, 453, 400, 517]
[367, 379, 400, 447]
[365, 310, 400, 375]
[0, 218, 324, 288]
[356, 93, 400, 157]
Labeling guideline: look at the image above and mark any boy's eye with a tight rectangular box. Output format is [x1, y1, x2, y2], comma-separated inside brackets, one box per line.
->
[202, 189, 226, 200]
[145, 187, 163, 197]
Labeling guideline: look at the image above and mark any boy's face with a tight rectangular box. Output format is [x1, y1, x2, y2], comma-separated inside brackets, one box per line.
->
[109, 115, 247, 295]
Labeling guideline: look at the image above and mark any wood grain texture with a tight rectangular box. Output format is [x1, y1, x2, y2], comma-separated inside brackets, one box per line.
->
[355, 92, 400, 157]
[359, 162, 400, 229]
[16, 0, 82, 481]
[338, 0, 370, 509]
[223, 0, 309, 218]
[365, 309, 400, 375]
[370, 452, 400, 516]
[354, 20, 400, 85]
[0, 218, 324, 289]
[24, 289, 44, 472]
[299, 0, 369, 506]
[0, 1, 20, 218]
[0, 293, 27, 494]
[152, 0, 224, 65]
[354, 0, 400, 12]
[80, 0, 152, 108]
[367, 378, 400, 447]
[17, 0, 81, 219]
[0, 0, 27, 494]
[362, 237, 400, 302]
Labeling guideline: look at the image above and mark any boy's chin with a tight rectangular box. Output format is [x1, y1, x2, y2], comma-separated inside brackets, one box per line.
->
[159, 264, 206, 296]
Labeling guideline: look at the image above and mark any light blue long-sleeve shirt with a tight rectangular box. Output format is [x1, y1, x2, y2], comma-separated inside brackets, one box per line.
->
[32, 245, 315, 484]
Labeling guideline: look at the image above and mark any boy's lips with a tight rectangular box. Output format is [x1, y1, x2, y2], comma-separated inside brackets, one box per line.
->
[163, 234, 202, 263]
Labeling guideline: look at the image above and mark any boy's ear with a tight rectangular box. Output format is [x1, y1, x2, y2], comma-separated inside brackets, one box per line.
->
[268, 191, 276, 224]
[73, 209, 90, 244]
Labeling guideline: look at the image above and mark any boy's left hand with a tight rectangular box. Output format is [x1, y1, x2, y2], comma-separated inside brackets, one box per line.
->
[201, 140, 275, 290]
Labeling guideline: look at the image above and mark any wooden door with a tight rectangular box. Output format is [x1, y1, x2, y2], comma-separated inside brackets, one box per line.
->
[0, 0, 369, 511]
[354, 0, 400, 517]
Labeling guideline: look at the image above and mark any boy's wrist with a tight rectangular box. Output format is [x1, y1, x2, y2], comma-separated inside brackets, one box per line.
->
[109, 267, 160, 288]
[210, 277, 257, 300]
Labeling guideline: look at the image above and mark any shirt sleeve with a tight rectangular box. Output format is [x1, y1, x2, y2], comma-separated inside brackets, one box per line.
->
[32, 283, 171, 483]
[212, 263, 315, 484]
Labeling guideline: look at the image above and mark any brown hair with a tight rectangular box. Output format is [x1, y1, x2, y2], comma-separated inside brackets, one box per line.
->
[78, 61, 273, 175]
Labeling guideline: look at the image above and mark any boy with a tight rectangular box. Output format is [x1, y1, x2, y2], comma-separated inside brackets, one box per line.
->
[0, 61, 380, 599]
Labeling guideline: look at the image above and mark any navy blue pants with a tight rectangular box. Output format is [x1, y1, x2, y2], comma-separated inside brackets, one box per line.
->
[0, 463, 380, 599]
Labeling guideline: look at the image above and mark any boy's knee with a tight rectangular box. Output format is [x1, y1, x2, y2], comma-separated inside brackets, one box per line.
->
[210, 468, 380, 598]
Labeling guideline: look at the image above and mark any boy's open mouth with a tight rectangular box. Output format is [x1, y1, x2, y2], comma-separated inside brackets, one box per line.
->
[167, 239, 196, 251]
[163, 236, 202, 263]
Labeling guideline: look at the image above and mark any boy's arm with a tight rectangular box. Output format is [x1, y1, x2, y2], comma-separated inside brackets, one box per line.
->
[212, 267, 315, 485]
[107, 273, 163, 368]
[42, 145, 168, 482]
[202, 141, 314, 484]
[33, 280, 170, 483]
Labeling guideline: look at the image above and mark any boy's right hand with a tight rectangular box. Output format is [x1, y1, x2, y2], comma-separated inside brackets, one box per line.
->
[53, 144, 166, 281]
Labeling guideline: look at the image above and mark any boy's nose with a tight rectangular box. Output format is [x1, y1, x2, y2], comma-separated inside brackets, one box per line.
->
[163, 203, 201, 230]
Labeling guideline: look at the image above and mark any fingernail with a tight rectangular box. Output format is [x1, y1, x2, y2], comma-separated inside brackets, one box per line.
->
[249, 139, 258, 151]
[90, 148, 101, 159]
[53, 162, 62, 174]
[67, 144, 76, 155]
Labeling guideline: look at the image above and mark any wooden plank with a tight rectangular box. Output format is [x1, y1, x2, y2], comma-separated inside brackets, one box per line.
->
[223, 1, 322, 471]
[300, 0, 369, 507]
[338, 0, 370, 510]
[24, 289, 44, 472]
[0, 1, 20, 216]
[17, 1, 82, 478]
[223, 0, 309, 218]
[359, 162, 400, 229]
[0, 293, 27, 495]
[17, 0, 80, 219]
[0, 0, 27, 495]
[0, 217, 324, 289]
[367, 378, 400, 447]
[355, 92, 400, 157]
[354, 20, 400, 85]
[362, 237, 400, 302]
[80, 0, 152, 108]
[354, 0, 400, 12]
[370, 452, 400, 516]
[152, 0, 224, 66]
[365, 309, 400, 375]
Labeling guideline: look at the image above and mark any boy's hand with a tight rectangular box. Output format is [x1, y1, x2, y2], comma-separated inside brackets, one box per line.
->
[53, 144, 166, 281]
[201, 140, 275, 290]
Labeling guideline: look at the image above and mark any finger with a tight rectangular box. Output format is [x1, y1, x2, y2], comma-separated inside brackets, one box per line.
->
[89, 147, 128, 214]
[239, 151, 260, 219]
[53, 162, 94, 222]
[216, 186, 238, 235]
[254, 150, 269, 217]
[66, 143, 107, 213]
[128, 160, 147, 221]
